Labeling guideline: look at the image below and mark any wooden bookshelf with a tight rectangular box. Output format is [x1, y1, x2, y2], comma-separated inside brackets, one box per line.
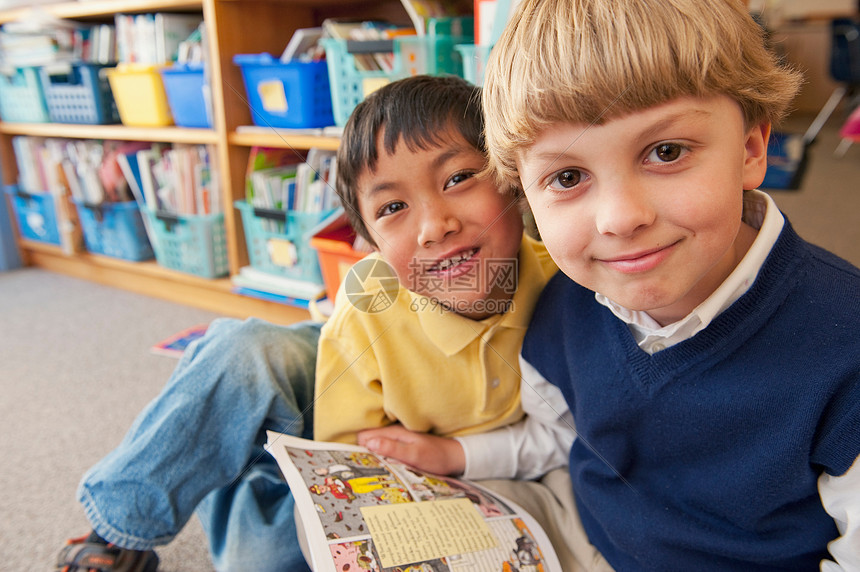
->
[0, 0, 405, 322]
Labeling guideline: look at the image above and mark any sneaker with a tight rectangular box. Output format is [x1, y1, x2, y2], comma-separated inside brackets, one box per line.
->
[57, 532, 159, 572]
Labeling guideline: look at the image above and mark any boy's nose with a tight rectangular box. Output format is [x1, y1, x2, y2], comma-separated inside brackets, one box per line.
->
[594, 182, 656, 237]
[417, 208, 461, 248]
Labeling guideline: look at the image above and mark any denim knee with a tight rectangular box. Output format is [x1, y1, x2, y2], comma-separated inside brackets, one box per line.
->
[196, 318, 320, 369]
[196, 318, 321, 437]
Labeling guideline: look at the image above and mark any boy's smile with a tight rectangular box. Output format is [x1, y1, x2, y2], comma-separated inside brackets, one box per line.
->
[357, 129, 524, 320]
[516, 95, 769, 326]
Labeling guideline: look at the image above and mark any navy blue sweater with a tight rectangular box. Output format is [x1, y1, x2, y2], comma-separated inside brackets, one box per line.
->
[521, 220, 860, 570]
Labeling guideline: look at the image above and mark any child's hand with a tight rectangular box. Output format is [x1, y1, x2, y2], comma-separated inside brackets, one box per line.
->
[357, 424, 466, 476]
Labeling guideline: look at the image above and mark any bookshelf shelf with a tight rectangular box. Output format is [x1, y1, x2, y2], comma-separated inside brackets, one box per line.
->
[0, 0, 409, 321]
[0, 1, 204, 25]
[228, 129, 341, 151]
[0, 123, 219, 144]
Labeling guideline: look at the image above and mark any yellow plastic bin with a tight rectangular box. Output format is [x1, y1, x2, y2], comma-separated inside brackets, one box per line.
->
[105, 64, 173, 126]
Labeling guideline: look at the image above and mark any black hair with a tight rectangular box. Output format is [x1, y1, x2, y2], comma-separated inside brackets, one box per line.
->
[335, 75, 484, 246]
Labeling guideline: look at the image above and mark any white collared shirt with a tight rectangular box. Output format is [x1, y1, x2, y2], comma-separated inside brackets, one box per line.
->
[595, 189, 784, 353]
[459, 190, 859, 570]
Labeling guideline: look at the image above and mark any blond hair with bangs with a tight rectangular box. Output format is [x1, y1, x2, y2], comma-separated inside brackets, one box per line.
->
[482, 0, 803, 191]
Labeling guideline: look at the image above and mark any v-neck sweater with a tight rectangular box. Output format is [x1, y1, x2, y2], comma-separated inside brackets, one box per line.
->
[521, 219, 860, 570]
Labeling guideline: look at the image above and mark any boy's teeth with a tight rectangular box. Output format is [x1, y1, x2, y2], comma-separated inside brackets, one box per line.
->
[433, 248, 477, 271]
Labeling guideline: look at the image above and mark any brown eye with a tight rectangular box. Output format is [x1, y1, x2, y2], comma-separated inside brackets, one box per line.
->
[654, 143, 682, 162]
[446, 170, 475, 188]
[557, 169, 581, 188]
[378, 201, 407, 217]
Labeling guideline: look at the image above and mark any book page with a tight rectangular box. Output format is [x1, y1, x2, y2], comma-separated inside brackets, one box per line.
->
[266, 431, 562, 572]
[361, 498, 496, 567]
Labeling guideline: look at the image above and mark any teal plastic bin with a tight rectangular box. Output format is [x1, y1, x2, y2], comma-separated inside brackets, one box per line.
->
[143, 210, 228, 278]
[0, 67, 49, 123]
[235, 200, 332, 284]
[455, 43, 493, 86]
[323, 17, 473, 126]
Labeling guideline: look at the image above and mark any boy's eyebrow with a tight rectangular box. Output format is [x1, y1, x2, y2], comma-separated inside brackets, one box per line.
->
[529, 106, 714, 164]
[360, 145, 472, 197]
[635, 107, 712, 143]
[430, 146, 469, 170]
[362, 181, 397, 197]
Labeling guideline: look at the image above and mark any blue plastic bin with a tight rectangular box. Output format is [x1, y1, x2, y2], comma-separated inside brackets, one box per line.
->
[143, 209, 228, 278]
[762, 131, 808, 190]
[235, 200, 331, 284]
[0, 183, 22, 270]
[3, 185, 60, 245]
[233, 54, 334, 128]
[0, 67, 50, 123]
[161, 64, 211, 128]
[74, 200, 154, 261]
[39, 63, 120, 124]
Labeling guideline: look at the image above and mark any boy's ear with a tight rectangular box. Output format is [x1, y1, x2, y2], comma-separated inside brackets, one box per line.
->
[742, 122, 771, 190]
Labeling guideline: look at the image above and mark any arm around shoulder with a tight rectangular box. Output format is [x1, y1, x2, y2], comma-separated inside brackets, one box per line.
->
[456, 355, 575, 481]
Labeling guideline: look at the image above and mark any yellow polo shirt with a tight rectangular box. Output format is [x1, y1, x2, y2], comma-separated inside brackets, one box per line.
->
[314, 235, 557, 444]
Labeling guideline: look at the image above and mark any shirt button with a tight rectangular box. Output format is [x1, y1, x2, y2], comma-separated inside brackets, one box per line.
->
[651, 343, 666, 352]
[490, 378, 500, 388]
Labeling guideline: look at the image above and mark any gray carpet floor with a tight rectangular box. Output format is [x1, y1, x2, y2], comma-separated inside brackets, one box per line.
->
[0, 111, 858, 572]
[0, 270, 223, 571]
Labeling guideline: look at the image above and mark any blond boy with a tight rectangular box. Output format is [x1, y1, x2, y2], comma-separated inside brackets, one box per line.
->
[472, 0, 860, 569]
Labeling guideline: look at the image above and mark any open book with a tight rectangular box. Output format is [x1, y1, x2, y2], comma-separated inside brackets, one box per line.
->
[266, 431, 562, 572]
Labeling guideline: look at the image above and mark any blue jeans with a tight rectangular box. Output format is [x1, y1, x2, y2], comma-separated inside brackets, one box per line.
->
[77, 318, 321, 572]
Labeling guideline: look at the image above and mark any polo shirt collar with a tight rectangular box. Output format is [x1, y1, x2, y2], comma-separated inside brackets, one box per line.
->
[415, 236, 543, 356]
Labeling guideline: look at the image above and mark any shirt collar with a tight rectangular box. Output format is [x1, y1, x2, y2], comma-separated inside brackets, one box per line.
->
[596, 190, 784, 353]
[418, 235, 549, 356]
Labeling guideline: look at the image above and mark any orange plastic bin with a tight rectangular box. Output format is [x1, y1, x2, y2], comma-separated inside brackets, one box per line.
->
[310, 222, 367, 303]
